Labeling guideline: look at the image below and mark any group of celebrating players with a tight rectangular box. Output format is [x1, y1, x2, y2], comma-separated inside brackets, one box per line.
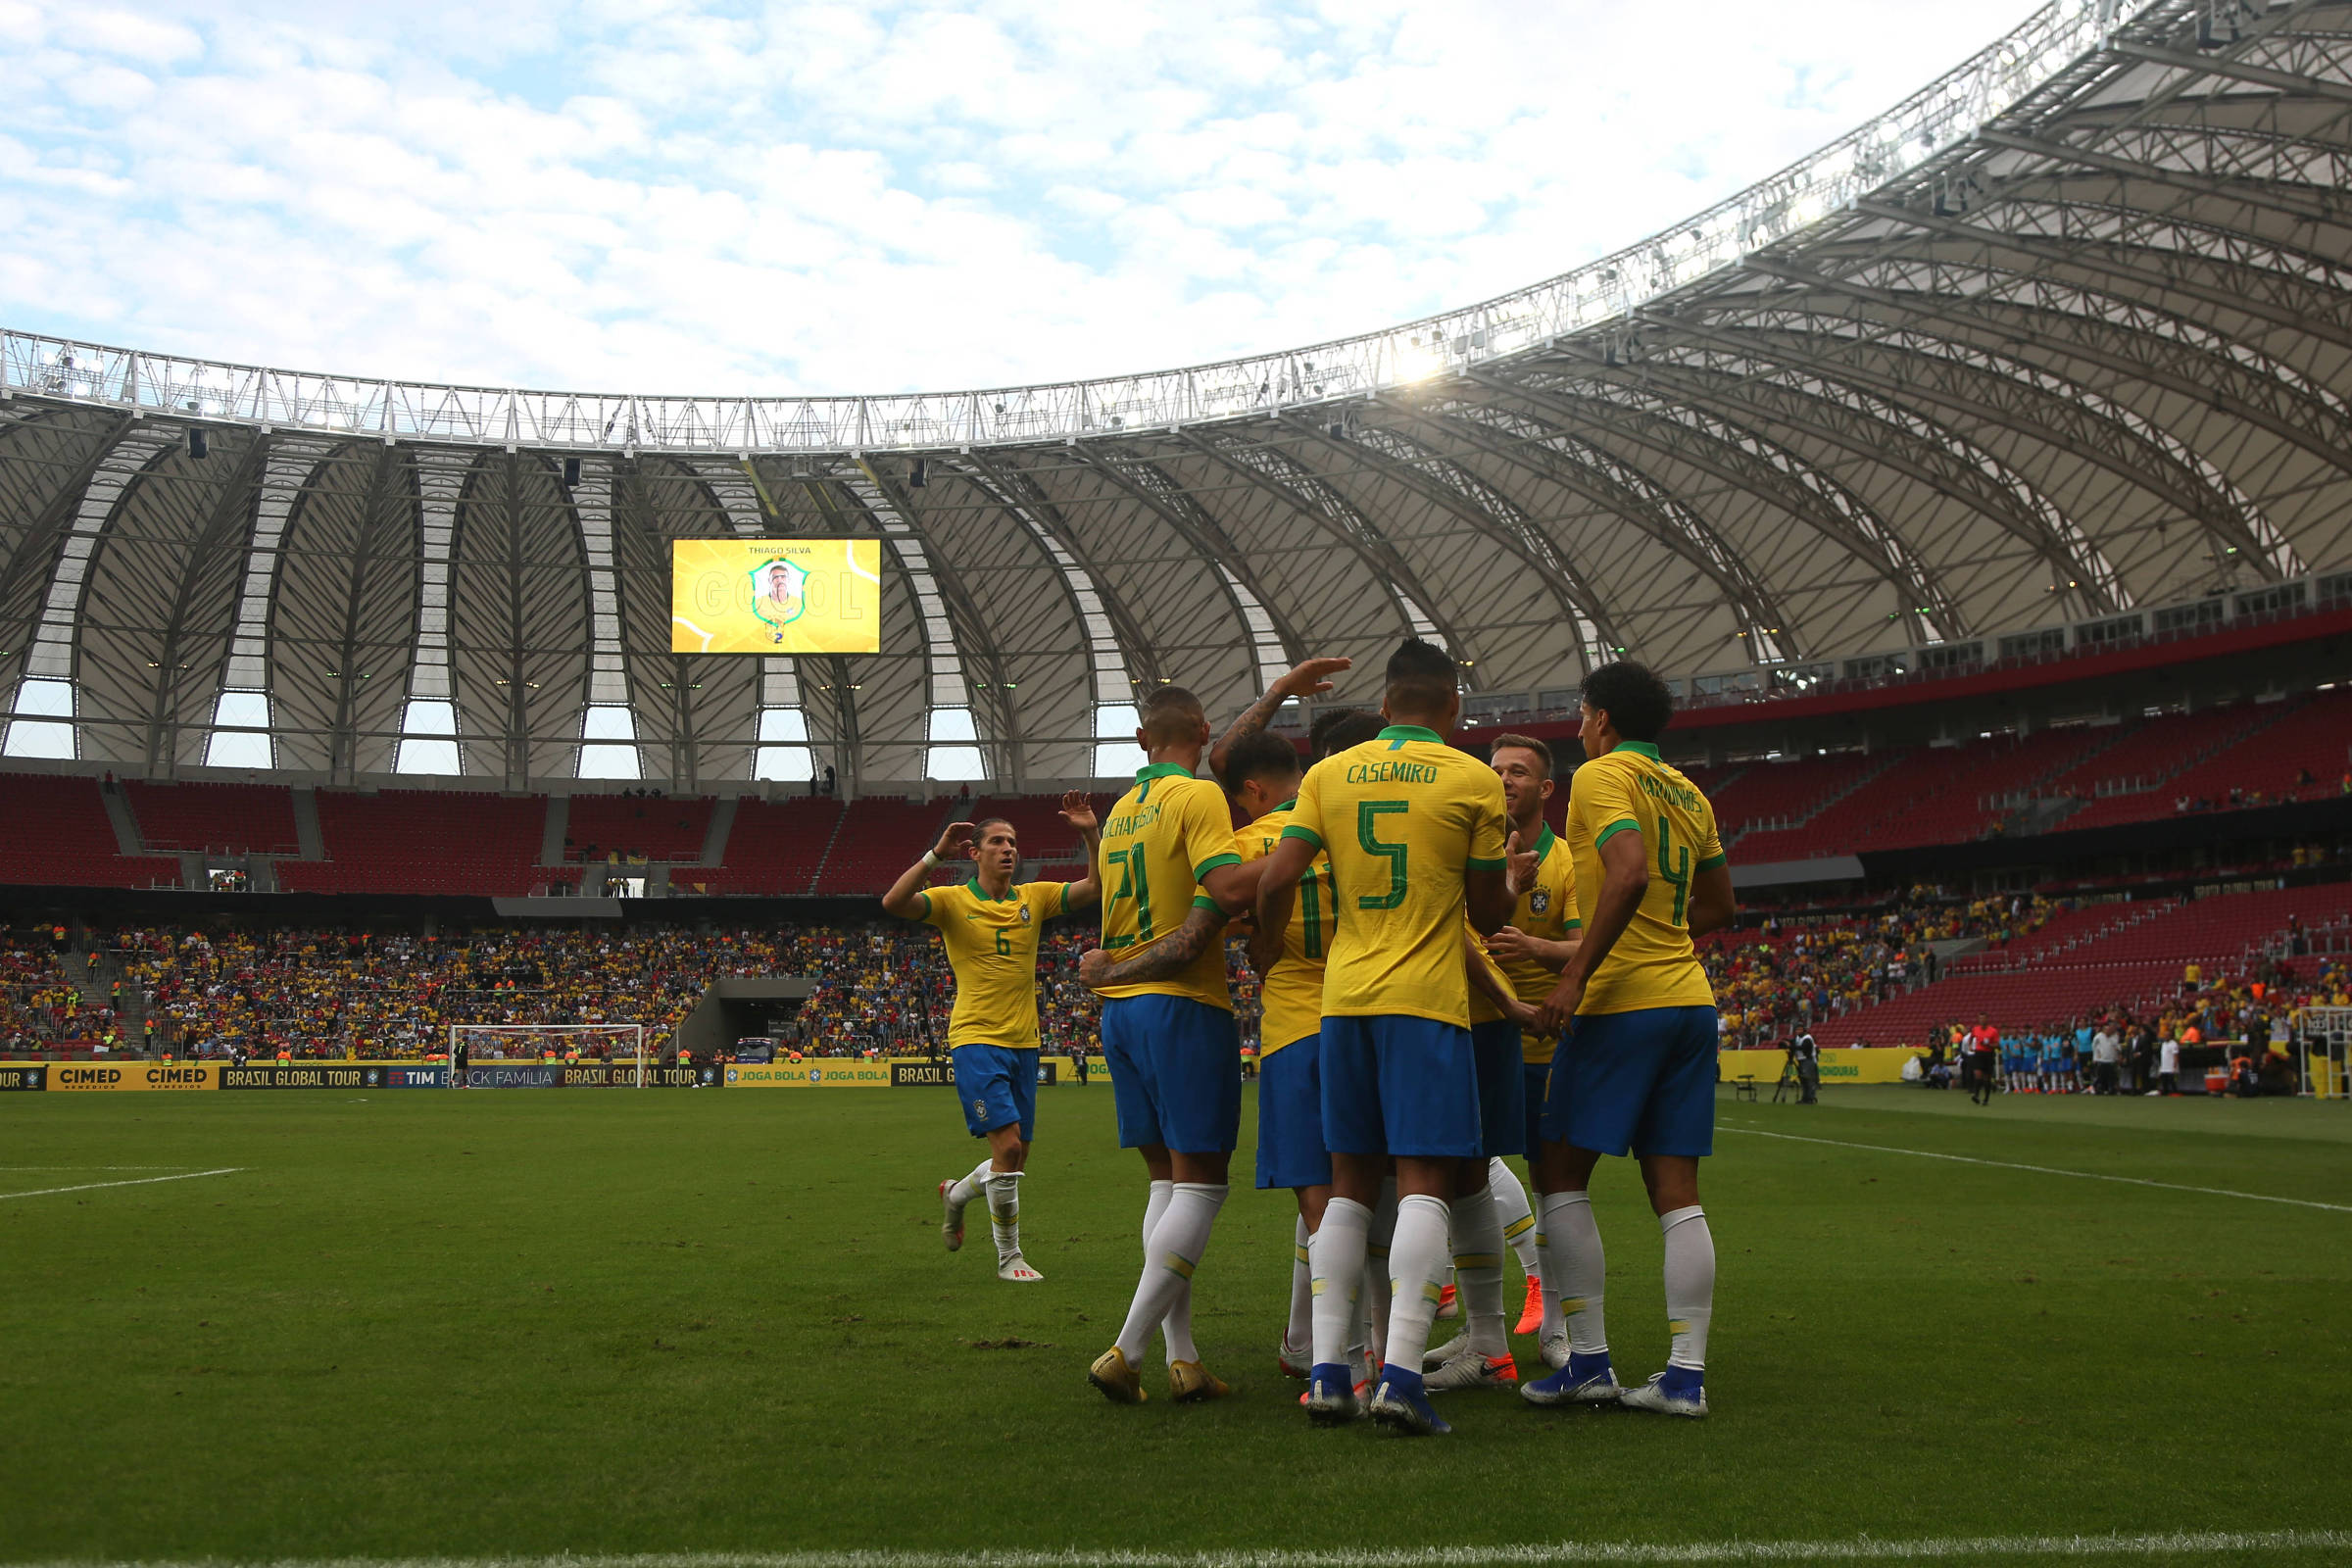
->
[882, 639, 1734, 1436]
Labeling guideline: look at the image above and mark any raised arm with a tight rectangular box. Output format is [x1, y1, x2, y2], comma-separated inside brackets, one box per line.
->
[1207, 656, 1350, 783]
[880, 820, 972, 919]
[1056, 791, 1102, 911]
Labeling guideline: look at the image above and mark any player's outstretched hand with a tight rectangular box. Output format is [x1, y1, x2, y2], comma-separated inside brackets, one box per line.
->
[1487, 924, 1536, 963]
[936, 821, 975, 859]
[1057, 791, 1098, 832]
[1504, 830, 1538, 898]
[1076, 947, 1113, 990]
[1273, 655, 1351, 701]
[1533, 971, 1585, 1035]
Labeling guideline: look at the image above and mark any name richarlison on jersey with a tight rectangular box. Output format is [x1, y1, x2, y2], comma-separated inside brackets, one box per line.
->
[1102, 801, 1168, 837]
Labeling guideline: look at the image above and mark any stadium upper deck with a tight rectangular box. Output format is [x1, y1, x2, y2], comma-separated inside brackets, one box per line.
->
[2, 0, 2350, 796]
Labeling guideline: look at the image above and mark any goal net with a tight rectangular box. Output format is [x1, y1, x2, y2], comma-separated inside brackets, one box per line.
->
[448, 1023, 649, 1086]
[2300, 1006, 2350, 1101]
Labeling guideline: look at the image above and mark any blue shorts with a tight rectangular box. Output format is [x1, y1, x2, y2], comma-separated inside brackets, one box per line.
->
[951, 1043, 1038, 1141]
[1100, 995, 1242, 1154]
[1470, 1019, 1527, 1158]
[1540, 1005, 1718, 1159]
[1320, 1014, 1481, 1159]
[1522, 1060, 1551, 1160]
[1255, 1033, 1331, 1191]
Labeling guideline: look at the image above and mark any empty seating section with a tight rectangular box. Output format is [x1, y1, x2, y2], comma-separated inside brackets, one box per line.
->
[811, 798, 949, 895]
[1710, 752, 1882, 838]
[2061, 693, 2352, 831]
[1822, 884, 2352, 1047]
[687, 797, 842, 896]
[564, 795, 713, 862]
[1732, 751, 1944, 861]
[968, 795, 1089, 864]
[0, 775, 179, 888]
[279, 791, 545, 896]
[124, 781, 302, 855]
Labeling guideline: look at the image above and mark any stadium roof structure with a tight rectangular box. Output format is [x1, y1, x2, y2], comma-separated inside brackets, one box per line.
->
[4, 0, 2352, 793]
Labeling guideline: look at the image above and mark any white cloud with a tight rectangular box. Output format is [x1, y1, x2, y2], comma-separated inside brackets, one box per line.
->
[0, 0, 2043, 395]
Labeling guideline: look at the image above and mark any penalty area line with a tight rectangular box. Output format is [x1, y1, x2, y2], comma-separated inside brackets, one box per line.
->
[9, 1528, 2350, 1566]
[1722, 1124, 2351, 1213]
[0, 1167, 244, 1201]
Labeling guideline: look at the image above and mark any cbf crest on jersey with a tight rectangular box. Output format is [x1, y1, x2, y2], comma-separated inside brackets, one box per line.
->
[1532, 890, 1551, 913]
[1019, 905, 1033, 923]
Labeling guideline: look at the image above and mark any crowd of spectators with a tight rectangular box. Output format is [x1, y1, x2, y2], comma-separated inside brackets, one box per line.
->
[0, 885, 2327, 1068]
[1705, 892, 2056, 1048]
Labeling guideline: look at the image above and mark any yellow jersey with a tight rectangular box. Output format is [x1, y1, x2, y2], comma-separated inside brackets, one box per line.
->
[1564, 742, 1723, 1015]
[1233, 802, 1333, 1058]
[1468, 822, 1582, 1063]
[916, 878, 1071, 1049]
[1282, 725, 1508, 1028]
[1098, 763, 1245, 1011]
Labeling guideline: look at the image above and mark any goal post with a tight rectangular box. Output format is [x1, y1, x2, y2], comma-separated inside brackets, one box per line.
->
[447, 1023, 649, 1086]
[2300, 1006, 2350, 1101]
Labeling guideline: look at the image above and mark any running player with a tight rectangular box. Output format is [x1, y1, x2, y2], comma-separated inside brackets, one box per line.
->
[1521, 662, 1735, 1419]
[1427, 732, 1582, 1387]
[1076, 687, 1260, 1405]
[882, 799, 1101, 1282]
[1256, 638, 1515, 1436]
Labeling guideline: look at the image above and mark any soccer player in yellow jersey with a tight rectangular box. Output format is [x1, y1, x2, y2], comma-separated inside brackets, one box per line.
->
[1255, 638, 1516, 1436]
[882, 799, 1100, 1283]
[1424, 732, 1584, 1389]
[1522, 662, 1736, 1418]
[1074, 686, 1260, 1405]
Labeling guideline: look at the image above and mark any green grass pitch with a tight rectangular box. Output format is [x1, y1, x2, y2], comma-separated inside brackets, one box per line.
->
[3, 1083, 2347, 1567]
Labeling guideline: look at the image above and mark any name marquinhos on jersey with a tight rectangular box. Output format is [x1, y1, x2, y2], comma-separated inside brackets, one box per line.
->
[1344, 760, 1440, 785]
[1636, 768, 1702, 812]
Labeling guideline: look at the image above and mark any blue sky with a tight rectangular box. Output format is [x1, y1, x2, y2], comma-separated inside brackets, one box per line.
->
[0, 0, 2040, 397]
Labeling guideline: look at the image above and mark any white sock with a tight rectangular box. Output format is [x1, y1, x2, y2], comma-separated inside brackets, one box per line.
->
[1285, 1214, 1314, 1354]
[1141, 1178, 1173, 1258]
[1660, 1204, 1714, 1373]
[1535, 1215, 1563, 1343]
[984, 1169, 1023, 1261]
[1382, 1194, 1452, 1375]
[1114, 1183, 1225, 1366]
[1543, 1190, 1608, 1356]
[1489, 1156, 1540, 1278]
[1308, 1197, 1370, 1368]
[1452, 1184, 1508, 1355]
[947, 1156, 992, 1210]
[1365, 1179, 1397, 1364]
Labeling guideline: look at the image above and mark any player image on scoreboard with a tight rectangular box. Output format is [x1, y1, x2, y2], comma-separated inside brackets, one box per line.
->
[669, 538, 882, 654]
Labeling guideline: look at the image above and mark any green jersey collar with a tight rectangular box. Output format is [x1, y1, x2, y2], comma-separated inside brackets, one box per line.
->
[1135, 762, 1195, 783]
[1610, 741, 1663, 760]
[1275, 798, 1298, 812]
[964, 875, 1015, 904]
[1534, 823, 1558, 858]
[1378, 724, 1443, 744]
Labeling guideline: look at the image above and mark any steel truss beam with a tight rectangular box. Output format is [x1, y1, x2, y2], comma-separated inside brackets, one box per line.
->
[1381, 394, 1791, 661]
[1471, 368, 1963, 643]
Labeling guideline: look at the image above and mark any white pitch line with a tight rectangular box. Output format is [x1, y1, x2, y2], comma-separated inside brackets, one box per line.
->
[9, 1530, 2347, 1568]
[1722, 1124, 2351, 1213]
[0, 1167, 243, 1201]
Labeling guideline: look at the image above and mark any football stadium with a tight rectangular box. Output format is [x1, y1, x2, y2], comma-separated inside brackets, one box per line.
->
[5, 2, 2352, 1564]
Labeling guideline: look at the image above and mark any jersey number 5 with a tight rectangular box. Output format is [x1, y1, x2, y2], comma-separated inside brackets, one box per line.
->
[1356, 802, 1407, 910]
